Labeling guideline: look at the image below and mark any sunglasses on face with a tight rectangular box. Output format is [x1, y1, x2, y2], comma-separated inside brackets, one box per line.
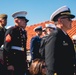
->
[60, 17, 72, 21]
[42, 65, 46, 69]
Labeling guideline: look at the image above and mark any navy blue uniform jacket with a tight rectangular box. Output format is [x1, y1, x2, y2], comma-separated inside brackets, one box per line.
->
[45, 28, 75, 75]
[30, 36, 42, 60]
[3, 26, 28, 75]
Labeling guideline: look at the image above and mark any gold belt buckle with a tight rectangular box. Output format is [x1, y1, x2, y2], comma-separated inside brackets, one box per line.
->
[54, 73, 57, 75]
[21, 47, 24, 51]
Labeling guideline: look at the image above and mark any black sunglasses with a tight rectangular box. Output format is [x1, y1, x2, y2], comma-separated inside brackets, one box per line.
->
[60, 17, 72, 21]
[42, 65, 46, 68]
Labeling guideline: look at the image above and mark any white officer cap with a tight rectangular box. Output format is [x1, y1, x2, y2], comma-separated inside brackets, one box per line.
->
[12, 11, 29, 22]
[45, 24, 56, 29]
[72, 35, 76, 40]
[50, 5, 75, 22]
[34, 26, 42, 31]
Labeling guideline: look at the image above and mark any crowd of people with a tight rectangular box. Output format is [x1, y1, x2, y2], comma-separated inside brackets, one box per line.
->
[0, 5, 76, 75]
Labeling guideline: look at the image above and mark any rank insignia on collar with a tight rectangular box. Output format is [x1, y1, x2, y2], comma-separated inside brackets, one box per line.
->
[63, 41, 68, 46]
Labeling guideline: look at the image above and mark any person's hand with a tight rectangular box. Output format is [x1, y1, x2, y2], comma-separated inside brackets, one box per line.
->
[7, 65, 14, 71]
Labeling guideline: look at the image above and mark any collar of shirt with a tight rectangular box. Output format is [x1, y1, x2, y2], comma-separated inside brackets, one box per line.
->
[62, 29, 67, 35]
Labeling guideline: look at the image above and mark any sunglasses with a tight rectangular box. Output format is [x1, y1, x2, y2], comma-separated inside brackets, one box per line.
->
[60, 17, 72, 21]
[42, 65, 47, 68]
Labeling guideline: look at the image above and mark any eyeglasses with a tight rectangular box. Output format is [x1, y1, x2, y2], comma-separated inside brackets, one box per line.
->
[42, 65, 47, 69]
[60, 17, 72, 21]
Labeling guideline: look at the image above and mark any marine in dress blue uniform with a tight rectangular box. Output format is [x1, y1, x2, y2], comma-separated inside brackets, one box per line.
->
[30, 26, 42, 61]
[3, 11, 29, 75]
[45, 6, 76, 75]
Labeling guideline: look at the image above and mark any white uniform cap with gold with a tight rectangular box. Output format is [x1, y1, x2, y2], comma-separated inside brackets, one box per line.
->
[72, 35, 76, 40]
[34, 26, 42, 31]
[45, 24, 56, 29]
[12, 11, 29, 22]
[50, 5, 75, 22]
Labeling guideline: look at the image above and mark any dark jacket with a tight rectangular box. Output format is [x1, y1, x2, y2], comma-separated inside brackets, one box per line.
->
[0, 27, 7, 47]
[39, 35, 48, 59]
[3, 26, 28, 75]
[45, 28, 75, 75]
[30, 36, 42, 60]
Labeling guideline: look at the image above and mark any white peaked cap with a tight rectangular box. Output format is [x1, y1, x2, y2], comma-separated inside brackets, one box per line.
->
[12, 11, 27, 18]
[50, 5, 75, 22]
[72, 35, 76, 40]
[45, 23, 56, 29]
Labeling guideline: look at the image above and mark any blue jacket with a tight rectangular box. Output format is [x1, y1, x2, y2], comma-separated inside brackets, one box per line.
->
[30, 36, 42, 60]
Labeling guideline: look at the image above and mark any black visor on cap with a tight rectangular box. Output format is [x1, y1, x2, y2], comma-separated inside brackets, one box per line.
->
[16, 17, 29, 22]
[35, 28, 42, 31]
[53, 11, 75, 22]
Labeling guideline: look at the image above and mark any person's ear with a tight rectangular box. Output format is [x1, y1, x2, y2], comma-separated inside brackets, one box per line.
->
[14, 19, 18, 23]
